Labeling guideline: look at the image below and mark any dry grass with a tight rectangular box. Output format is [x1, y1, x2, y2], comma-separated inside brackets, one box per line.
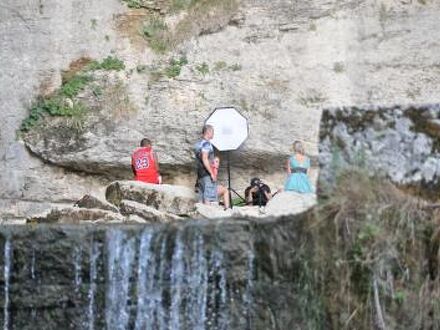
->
[100, 81, 136, 120]
[305, 168, 440, 329]
[142, 0, 239, 53]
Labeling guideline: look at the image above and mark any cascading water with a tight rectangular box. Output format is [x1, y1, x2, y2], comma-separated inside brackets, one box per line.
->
[3, 239, 11, 330]
[0, 217, 305, 329]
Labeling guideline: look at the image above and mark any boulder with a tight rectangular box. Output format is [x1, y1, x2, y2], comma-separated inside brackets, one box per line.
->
[106, 181, 197, 215]
[194, 203, 234, 219]
[28, 207, 125, 224]
[74, 194, 119, 213]
[264, 192, 317, 217]
[119, 199, 184, 223]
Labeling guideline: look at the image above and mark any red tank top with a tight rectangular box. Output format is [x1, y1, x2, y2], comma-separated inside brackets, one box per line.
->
[131, 147, 159, 184]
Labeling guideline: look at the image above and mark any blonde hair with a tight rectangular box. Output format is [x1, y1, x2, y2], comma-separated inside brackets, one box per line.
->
[292, 141, 305, 155]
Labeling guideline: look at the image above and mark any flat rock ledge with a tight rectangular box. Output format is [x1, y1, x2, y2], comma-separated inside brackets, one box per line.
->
[27, 182, 317, 224]
[194, 192, 317, 219]
[106, 181, 197, 215]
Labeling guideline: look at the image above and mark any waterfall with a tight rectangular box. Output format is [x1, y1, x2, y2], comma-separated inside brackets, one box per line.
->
[0, 222, 270, 329]
[31, 248, 36, 281]
[134, 229, 155, 330]
[73, 245, 82, 294]
[170, 230, 185, 330]
[88, 238, 100, 330]
[3, 238, 12, 330]
[105, 229, 136, 330]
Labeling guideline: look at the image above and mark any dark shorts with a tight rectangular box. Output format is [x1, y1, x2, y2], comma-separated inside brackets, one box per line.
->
[198, 176, 218, 203]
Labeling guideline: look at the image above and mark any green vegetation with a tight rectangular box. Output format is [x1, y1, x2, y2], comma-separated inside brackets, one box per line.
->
[87, 56, 125, 71]
[122, 0, 143, 9]
[164, 56, 188, 78]
[20, 97, 86, 132]
[302, 168, 440, 329]
[136, 64, 147, 73]
[333, 62, 345, 73]
[61, 75, 92, 98]
[142, 16, 170, 54]
[20, 56, 126, 133]
[125, 0, 239, 53]
[90, 18, 97, 30]
[231, 197, 246, 207]
[228, 63, 242, 71]
[214, 61, 227, 71]
[195, 62, 209, 76]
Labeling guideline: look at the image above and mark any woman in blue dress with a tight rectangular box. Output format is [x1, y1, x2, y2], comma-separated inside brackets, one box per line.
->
[284, 141, 314, 193]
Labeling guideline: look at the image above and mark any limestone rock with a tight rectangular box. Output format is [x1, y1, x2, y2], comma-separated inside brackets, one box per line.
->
[3, 0, 440, 219]
[319, 104, 440, 199]
[28, 207, 125, 224]
[125, 214, 150, 223]
[195, 203, 234, 219]
[74, 194, 119, 213]
[106, 181, 197, 215]
[120, 199, 184, 223]
[264, 192, 317, 217]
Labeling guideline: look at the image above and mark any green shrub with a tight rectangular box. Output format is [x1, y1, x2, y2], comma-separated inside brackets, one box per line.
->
[228, 63, 242, 71]
[122, 0, 143, 9]
[214, 61, 227, 71]
[196, 62, 209, 76]
[61, 75, 92, 98]
[87, 56, 125, 71]
[308, 168, 440, 329]
[20, 97, 86, 132]
[142, 17, 170, 53]
[164, 56, 188, 78]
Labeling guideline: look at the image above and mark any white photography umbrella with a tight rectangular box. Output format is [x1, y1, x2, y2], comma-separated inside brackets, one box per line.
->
[205, 107, 249, 208]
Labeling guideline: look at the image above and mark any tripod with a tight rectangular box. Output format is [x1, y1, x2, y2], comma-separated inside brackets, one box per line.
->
[226, 151, 245, 209]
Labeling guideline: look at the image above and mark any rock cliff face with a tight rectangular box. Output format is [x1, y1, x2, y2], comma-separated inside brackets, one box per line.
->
[1, 0, 440, 218]
[319, 104, 440, 199]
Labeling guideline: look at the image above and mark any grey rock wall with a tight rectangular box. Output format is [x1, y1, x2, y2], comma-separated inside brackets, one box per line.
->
[319, 103, 440, 199]
[2, 0, 440, 218]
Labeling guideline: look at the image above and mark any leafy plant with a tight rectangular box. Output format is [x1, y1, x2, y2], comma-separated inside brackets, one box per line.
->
[164, 56, 188, 78]
[308, 168, 440, 329]
[333, 62, 345, 73]
[87, 56, 125, 71]
[20, 97, 87, 132]
[142, 17, 170, 53]
[214, 61, 227, 71]
[196, 62, 209, 76]
[122, 0, 143, 9]
[228, 63, 242, 71]
[61, 75, 92, 98]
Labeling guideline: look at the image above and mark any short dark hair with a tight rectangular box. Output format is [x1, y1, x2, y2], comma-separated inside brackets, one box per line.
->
[202, 124, 213, 135]
[250, 177, 261, 186]
[140, 138, 152, 147]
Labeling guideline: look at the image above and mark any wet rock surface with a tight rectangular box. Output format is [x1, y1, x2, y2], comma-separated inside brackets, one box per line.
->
[0, 215, 312, 329]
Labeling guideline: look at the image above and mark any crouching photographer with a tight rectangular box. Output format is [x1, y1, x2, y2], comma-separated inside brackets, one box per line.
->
[244, 177, 272, 207]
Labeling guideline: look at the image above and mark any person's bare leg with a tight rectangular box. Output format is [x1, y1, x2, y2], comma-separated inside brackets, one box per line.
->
[223, 188, 230, 209]
[217, 185, 230, 209]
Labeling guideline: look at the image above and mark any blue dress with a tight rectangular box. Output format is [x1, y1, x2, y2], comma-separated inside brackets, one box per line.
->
[284, 156, 314, 193]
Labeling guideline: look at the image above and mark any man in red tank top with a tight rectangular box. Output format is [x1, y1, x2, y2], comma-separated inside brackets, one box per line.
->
[131, 138, 162, 184]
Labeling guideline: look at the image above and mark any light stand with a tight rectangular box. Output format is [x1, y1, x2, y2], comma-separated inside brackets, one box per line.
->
[226, 151, 245, 209]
